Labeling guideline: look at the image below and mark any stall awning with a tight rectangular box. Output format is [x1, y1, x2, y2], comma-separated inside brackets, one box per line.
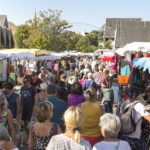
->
[116, 42, 150, 56]
[101, 57, 113, 62]
[133, 57, 150, 72]
[1, 49, 51, 57]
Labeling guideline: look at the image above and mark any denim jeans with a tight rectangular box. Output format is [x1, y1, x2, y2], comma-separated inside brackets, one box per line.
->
[104, 101, 113, 113]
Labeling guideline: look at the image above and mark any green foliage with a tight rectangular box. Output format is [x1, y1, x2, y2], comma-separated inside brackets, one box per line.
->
[14, 9, 105, 52]
[104, 40, 112, 49]
[14, 25, 30, 48]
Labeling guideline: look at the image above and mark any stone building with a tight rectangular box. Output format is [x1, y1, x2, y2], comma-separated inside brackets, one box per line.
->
[0, 15, 14, 48]
[104, 18, 150, 48]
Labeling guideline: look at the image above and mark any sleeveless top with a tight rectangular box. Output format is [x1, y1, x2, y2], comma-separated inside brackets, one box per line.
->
[4, 92, 19, 118]
[32, 124, 57, 150]
[80, 102, 102, 137]
[0, 109, 9, 127]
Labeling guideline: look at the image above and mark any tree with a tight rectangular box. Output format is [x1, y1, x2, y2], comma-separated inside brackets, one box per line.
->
[76, 32, 98, 52]
[14, 25, 30, 48]
[104, 40, 112, 49]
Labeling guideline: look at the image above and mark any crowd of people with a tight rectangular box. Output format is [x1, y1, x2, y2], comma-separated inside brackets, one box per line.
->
[0, 56, 149, 150]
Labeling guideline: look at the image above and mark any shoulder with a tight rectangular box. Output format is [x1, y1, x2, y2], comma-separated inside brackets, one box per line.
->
[119, 140, 131, 149]
[80, 138, 92, 148]
[50, 134, 66, 143]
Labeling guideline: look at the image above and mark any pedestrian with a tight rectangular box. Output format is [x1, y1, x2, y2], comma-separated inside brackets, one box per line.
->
[92, 113, 131, 150]
[46, 106, 92, 150]
[45, 84, 67, 132]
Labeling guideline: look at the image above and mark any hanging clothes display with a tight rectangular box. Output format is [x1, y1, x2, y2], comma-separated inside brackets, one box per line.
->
[121, 61, 130, 75]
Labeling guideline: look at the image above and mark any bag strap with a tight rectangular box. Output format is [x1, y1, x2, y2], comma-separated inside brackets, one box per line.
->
[122, 101, 138, 114]
[115, 141, 120, 150]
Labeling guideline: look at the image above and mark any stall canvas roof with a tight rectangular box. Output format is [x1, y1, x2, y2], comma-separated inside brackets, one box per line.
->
[116, 42, 150, 56]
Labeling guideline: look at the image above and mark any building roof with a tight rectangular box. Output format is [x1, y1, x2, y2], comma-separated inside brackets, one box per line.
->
[104, 18, 141, 38]
[0, 15, 7, 27]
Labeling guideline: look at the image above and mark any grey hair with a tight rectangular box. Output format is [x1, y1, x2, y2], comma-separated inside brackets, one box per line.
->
[40, 83, 48, 92]
[0, 91, 8, 111]
[0, 125, 9, 140]
[99, 113, 121, 138]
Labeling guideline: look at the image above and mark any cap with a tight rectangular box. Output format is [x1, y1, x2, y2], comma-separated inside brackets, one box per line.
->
[41, 66, 45, 70]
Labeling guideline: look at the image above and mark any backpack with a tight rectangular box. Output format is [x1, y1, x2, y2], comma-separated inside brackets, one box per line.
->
[120, 102, 138, 134]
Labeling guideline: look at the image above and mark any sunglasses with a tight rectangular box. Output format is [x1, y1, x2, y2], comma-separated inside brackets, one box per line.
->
[23, 81, 27, 84]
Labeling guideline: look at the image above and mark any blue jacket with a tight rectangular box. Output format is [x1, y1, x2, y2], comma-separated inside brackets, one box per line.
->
[82, 79, 97, 91]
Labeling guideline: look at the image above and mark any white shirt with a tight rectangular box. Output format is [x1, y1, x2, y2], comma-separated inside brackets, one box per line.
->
[92, 140, 131, 150]
[46, 134, 91, 150]
[127, 102, 150, 139]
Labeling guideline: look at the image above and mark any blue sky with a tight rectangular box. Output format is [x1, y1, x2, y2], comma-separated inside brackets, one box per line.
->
[1, 0, 150, 32]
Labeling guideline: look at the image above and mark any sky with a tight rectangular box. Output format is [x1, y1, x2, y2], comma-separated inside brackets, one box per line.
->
[1, 0, 150, 32]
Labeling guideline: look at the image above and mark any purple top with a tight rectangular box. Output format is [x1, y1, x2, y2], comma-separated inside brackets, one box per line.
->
[68, 94, 85, 107]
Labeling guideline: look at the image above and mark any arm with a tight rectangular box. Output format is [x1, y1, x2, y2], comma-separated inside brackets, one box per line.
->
[144, 115, 150, 122]
[33, 94, 39, 114]
[28, 128, 34, 150]
[7, 110, 15, 144]
[16, 97, 21, 122]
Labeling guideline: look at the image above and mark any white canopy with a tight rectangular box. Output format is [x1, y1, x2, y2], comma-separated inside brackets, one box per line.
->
[51, 51, 93, 57]
[35, 55, 61, 60]
[0, 51, 35, 59]
[116, 42, 150, 56]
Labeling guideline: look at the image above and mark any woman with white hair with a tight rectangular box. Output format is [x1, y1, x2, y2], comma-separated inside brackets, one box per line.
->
[0, 92, 15, 144]
[46, 106, 92, 150]
[0, 125, 18, 150]
[82, 73, 97, 92]
[34, 83, 48, 111]
[92, 113, 131, 150]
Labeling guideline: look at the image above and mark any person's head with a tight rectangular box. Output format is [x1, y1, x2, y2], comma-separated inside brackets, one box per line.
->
[99, 67, 104, 72]
[85, 88, 97, 102]
[71, 82, 83, 95]
[40, 83, 48, 92]
[23, 76, 31, 88]
[0, 125, 9, 141]
[79, 73, 84, 80]
[41, 66, 46, 73]
[95, 67, 99, 72]
[99, 113, 121, 139]
[0, 92, 8, 111]
[4, 82, 14, 94]
[41, 73, 46, 81]
[47, 84, 57, 95]
[70, 65, 75, 71]
[60, 74, 66, 82]
[36, 102, 53, 122]
[64, 106, 83, 143]
[58, 81, 65, 88]
[87, 72, 93, 79]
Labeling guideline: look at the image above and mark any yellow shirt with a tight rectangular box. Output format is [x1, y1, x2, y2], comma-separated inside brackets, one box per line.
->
[80, 101, 102, 137]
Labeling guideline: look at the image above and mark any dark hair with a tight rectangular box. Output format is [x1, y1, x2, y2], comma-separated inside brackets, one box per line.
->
[47, 84, 57, 95]
[79, 73, 84, 80]
[95, 67, 99, 72]
[58, 81, 65, 88]
[5, 82, 14, 90]
[23, 76, 31, 83]
[71, 82, 83, 95]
